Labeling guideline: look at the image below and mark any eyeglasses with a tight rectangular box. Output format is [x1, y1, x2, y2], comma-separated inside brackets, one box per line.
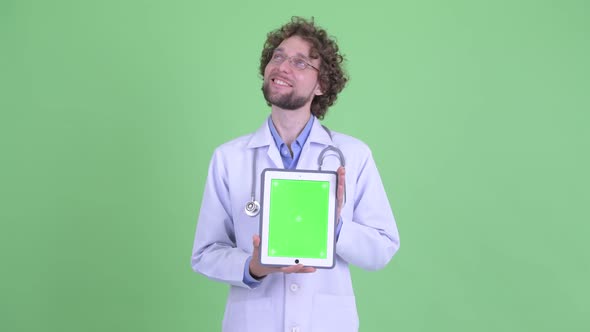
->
[270, 52, 319, 71]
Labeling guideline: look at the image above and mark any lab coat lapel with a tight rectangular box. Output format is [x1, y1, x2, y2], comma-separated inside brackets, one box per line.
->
[246, 119, 283, 168]
[266, 145, 283, 169]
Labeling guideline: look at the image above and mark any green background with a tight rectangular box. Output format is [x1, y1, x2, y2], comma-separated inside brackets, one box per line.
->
[268, 179, 330, 259]
[2, 0, 589, 331]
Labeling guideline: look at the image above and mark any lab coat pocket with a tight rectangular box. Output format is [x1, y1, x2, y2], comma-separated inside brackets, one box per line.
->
[311, 294, 359, 332]
[222, 297, 274, 332]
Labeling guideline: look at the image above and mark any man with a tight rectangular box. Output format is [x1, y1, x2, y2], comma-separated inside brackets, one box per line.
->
[191, 17, 400, 332]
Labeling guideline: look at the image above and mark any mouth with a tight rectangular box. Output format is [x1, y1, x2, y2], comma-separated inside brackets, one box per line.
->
[271, 77, 293, 88]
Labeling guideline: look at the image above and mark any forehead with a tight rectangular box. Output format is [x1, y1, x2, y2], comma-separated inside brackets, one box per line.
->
[275, 36, 313, 57]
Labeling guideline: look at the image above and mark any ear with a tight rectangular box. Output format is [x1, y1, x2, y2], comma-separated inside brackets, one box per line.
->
[314, 83, 324, 96]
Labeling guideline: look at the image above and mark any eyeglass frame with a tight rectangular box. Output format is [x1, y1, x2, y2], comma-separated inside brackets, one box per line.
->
[269, 51, 320, 71]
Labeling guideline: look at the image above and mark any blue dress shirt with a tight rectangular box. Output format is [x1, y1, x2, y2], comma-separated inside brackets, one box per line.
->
[267, 116, 314, 169]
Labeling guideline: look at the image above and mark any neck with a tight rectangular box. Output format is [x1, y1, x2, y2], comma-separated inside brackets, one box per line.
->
[270, 107, 312, 147]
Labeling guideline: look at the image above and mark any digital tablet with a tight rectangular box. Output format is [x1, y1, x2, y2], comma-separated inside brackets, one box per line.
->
[259, 168, 337, 269]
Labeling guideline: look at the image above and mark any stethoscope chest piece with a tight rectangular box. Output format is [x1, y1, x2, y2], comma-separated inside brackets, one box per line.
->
[244, 199, 260, 217]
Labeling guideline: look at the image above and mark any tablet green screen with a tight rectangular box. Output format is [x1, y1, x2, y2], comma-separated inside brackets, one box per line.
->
[267, 179, 330, 259]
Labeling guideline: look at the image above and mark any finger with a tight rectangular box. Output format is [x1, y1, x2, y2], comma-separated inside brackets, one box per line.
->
[337, 167, 345, 200]
[280, 265, 317, 274]
[298, 267, 316, 273]
[280, 264, 304, 274]
[337, 185, 344, 210]
[281, 264, 311, 274]
[338, 166, 346, 178]
[290, 266, 316, 274]
[251, 235, 260, 258]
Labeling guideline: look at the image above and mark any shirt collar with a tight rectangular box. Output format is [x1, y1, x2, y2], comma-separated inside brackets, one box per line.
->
[246, 114, 332, 148]
[267, 116, 314, 150]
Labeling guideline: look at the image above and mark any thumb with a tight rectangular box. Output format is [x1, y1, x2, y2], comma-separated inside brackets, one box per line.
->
[252, 234, 260, 250]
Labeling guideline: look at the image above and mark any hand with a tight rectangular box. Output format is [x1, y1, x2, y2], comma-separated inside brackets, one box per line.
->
[336, 166, 346, 223]
[249, 235, 316, 279]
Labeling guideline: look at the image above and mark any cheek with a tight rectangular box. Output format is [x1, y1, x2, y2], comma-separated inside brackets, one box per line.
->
[263, 64, 274, 79]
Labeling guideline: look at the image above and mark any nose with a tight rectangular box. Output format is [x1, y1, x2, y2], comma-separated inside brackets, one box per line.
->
[278, 57, 293, 73]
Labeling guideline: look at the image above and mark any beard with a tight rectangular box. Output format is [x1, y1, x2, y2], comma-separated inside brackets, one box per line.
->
[262, 81, 312, 110]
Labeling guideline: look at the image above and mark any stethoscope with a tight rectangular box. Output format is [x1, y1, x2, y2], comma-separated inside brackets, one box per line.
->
[245, 126, 345, 217]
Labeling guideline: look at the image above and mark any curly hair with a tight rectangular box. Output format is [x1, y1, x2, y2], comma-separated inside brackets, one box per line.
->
[260, 17, 348, 120]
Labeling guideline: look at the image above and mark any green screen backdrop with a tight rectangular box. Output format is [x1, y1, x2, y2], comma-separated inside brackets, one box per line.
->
[2, 0, 589, 331]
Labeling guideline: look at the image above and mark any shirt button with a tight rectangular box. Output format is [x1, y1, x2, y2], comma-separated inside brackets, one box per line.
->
[290, 283, 299, 292]
[281, 148, 290, 157]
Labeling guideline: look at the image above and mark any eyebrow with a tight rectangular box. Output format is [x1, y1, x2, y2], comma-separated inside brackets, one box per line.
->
[273, 47, 311, 60]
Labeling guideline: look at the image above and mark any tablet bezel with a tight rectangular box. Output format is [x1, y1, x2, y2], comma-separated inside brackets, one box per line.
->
[259, 168, 337, 269]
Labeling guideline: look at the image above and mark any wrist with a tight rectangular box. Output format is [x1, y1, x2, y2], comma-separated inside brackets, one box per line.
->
[249, 263, 267, 280]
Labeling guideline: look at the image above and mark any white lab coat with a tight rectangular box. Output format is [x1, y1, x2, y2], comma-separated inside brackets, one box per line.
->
[192, 118, 400, 332]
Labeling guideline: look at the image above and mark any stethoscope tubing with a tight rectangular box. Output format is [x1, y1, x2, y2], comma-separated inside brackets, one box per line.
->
[245, 142, 345, 217]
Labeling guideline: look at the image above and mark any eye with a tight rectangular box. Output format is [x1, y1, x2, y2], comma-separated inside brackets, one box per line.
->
[292, 57, 308, 69]
[272, 53, 285, 62]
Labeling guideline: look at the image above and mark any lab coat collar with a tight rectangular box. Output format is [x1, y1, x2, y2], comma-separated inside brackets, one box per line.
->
[246, 115, 334, 169]
[246, 120, 273, 149]
[246, 115, 333, 149]
[307, 117, 334, 146]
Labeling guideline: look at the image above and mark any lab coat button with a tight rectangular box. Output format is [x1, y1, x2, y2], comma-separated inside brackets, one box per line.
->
[290, 283, 299, 292]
